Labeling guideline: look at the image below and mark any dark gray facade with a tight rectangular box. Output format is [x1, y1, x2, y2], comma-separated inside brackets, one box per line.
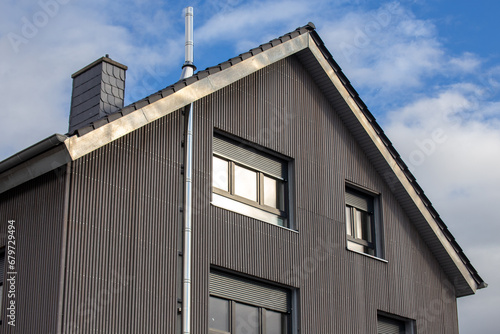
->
[0, 24, 484, 333]
[0, 168, 68, 333]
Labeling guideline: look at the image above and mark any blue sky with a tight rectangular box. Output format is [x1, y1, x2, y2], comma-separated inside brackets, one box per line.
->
[1, 0, 499, 332]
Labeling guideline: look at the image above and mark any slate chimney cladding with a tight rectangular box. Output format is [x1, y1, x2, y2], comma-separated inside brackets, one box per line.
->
[69, 56, 127, 133]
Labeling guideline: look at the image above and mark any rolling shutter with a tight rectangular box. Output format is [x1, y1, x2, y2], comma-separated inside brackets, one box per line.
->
[346, 188, 374, 212]
[213, 135, 285, 180]
[377, 315, 405, 334]
[209, 271, 289, 313]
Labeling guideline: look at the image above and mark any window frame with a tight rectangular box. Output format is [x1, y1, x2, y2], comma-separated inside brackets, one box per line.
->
[209, 296, 290, 334]
[377, 311, 416, 334]
[213, 155, 287, 217]
[345, 183, 384, 259]
[212, 132, 291, 227]
[208, 270, 294, 334]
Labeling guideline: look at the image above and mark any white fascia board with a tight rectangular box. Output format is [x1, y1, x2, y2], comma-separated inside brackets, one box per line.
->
[64, 34, 310, 161]
[305, 35, 477, 294]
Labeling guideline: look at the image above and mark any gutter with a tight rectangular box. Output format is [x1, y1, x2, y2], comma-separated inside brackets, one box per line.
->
[0, 133, 67, 174]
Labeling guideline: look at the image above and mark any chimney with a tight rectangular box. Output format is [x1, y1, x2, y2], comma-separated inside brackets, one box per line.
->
[68, 55, 127, 133]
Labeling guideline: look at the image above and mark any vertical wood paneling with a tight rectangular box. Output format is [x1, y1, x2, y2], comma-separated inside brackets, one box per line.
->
[63, 111, 183, 333]
[191, 55, 459, 333]
[0, 167, 67, 334]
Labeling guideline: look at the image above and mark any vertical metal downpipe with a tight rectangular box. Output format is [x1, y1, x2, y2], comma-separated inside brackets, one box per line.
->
[180, 6, 195, 334]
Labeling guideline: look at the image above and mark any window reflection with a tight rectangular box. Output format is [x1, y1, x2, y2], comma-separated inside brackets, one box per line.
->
[263, 176, 277, 208]
[234, 165, 258, 201]
[213, 156, 229, 191]
[234, 303, 259, 334]
[209, 296, 229, 332]
[265, 310, 284, 334]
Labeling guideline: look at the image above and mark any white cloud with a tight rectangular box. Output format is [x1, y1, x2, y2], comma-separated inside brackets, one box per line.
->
[196, 0, 311, 47]
[449, 52, 481, 73]
[383, 83, 500, 332]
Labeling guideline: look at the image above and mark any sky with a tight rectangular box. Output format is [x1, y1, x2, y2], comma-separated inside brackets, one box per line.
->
[0, 0, 498, 332]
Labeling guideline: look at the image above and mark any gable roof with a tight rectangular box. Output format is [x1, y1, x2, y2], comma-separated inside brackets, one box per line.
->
[0, 23, 485, 296]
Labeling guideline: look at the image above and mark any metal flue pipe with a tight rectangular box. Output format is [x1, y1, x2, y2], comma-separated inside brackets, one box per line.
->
[181, 6, 195, 334]
[180, 6, 195, 80]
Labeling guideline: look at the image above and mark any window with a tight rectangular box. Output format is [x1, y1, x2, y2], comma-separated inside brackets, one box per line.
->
[212, 133, 289, 227]
[345, 186, 381, 257]
[377, 313, 415, 334]
[209, 271, 292, 334]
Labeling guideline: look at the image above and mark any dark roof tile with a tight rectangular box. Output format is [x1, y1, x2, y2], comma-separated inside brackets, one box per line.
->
[93, 118, 109, 129]
[134, 99, 149, 110]
[261, 43, 272, 51]
[250, 47, 263, 56]
[241, 52, 252, 60]
[185, 76, 198, 85]
[207, 66, 221, 75]
[230, 57, 242, 65]
[107, 111, 123, 122]
[196, 71, 209, 79]
[270, 39, 281, 47]
[121, 104, 136, 115]
[148, 93, 162, 104]
[161, 87, 175, 98]
[220, 62, 231, 70]
[76, 126, 94, 136]
[280, 35, 292, 42]
[173, 81, 187, 91]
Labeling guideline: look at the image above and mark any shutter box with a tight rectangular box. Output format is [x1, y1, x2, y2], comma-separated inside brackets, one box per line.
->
[209, 271, 289, 313]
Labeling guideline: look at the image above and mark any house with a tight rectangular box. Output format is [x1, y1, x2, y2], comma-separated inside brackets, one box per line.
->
[0, 22, 486, 333]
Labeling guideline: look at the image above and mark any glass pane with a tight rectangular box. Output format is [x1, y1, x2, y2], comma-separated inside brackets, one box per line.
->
[345, 206, 352, 236]
[361, 212, 372, 243]
[234, 165, 258, 202]
[213, 156, 229, 191]
[209, 296, 229, 331]
[264, 177, 285, 210]
[265, 310, 283, 334]
[263, 176, 277, 208]
[234, 302, 259, 334]
[355, 210, 372, 243]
